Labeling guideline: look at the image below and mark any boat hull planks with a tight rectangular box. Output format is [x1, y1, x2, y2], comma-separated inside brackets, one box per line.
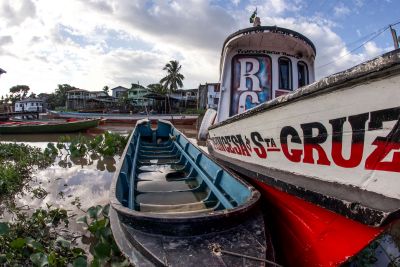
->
[0, 119, 99, 134]
[110, 119, 276, 266]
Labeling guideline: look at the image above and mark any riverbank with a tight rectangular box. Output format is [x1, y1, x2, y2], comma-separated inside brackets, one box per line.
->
[0, 123, 198, 265]
[0, 131, 132, 266]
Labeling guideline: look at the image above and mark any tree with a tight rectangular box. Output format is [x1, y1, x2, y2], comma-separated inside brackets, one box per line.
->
[102, 86, 109, 96]
[44, 93, 57, 110]
[147, 83, 166, 95]
[9, 85, 30, 102]
[28, 92, 37, 99]
[160, 60, 184, 92]
[159, 60, 184, 112]
[54, 84, 78, 107]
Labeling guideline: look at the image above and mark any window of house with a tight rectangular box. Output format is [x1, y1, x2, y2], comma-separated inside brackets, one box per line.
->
[278, 57, 292, 90]
[297, 61, 309, 87]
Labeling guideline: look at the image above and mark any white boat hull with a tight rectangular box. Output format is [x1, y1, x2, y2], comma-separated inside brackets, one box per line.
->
[208, 50, 400, 226]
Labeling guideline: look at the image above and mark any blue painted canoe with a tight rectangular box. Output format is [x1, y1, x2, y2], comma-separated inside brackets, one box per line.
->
[110, 119, 277, 266]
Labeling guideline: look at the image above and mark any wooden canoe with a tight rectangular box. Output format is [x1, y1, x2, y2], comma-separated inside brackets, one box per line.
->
[49, 111, 199, 125]
[0, 119, 99, 134]
[110, 119, 276, 266]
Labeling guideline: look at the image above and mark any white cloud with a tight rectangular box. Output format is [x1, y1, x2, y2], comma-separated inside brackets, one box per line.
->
[0, 0, 388, 96]
[363, 41, 384, 58]
[354, 0, 364, 7]
[334, 3, 350, 17]
[0, 0, 36, 26]
[231, 0, 241, 6]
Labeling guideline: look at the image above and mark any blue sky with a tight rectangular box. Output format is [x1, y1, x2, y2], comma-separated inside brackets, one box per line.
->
[0, 0, 399, 94]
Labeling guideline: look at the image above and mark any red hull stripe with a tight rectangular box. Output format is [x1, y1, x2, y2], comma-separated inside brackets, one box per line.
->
[254, 181, 383, 267]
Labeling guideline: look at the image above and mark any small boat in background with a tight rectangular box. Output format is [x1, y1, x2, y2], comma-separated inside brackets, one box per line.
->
[49, 111, 199, 125]
[0, 118, 100, 134]
[110, 119, 276, 266]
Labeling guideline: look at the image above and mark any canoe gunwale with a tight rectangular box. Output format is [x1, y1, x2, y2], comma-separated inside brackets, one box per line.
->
[110, 119, 262, 236]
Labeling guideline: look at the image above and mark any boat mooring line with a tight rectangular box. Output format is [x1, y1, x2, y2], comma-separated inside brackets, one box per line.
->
[210, 243, 283, 267]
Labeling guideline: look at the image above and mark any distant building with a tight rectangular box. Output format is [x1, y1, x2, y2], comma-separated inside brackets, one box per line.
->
[111, 86, 129, 98]
[66, 89, 90, 110]
[128, 84, 153, 110]
[197, 83, 220, 110]
[15, 98, 44, 112]
[169, 88, 198, 111]
[197, 84, 207, 109]
[66, 89, 117, 111]
[37, 93, 52, 110]
[206, 83, 220, 109]
[89, 91, 108, 98]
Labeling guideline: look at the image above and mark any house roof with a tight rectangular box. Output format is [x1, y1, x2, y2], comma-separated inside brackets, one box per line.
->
[111, 86, 128, 91]
[143, 93, 166, 100]
[87, 98, 117, 103]
[67, 89, 88, 93]
[16, 98, 44, 103]
[175, 88, 198, 93]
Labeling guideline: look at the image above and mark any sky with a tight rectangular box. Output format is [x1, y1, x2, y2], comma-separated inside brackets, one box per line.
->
[0, 0, 399, 95]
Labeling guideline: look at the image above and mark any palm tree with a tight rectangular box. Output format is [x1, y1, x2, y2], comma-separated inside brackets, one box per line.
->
[160, 60, 184, 113]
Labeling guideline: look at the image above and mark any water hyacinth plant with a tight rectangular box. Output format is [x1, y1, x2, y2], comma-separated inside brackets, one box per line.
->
[0, 132, 131, 266]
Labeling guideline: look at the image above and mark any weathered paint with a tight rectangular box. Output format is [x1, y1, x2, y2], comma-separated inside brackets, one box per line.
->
[230, 55, 272, 116]
[210, 73, 400, 202]
[206, 24, 400, 266]
[216, 26, 316, 123]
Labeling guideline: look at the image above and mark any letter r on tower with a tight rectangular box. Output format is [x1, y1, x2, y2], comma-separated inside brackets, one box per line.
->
[237, 58, 262, 92]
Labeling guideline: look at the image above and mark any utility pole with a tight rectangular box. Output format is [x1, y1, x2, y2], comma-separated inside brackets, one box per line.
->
[389, 25, 399, 49]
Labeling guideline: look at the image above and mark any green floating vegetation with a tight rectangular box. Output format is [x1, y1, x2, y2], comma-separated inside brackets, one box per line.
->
[51, 131, 129, 158]
[0, 204, 130, 267]
[0, 143, 54, 198]
[0, 133, 131, 266]
[0, 204, 81, 266]
[77, 204, 130, 266]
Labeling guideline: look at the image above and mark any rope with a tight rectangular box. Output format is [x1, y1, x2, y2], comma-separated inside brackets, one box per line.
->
[210, 243, 284, 267]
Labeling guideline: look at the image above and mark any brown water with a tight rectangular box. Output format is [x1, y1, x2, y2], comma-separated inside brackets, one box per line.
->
[0, 123, 199, 230]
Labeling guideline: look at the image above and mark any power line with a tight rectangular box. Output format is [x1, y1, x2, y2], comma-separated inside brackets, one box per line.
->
[316, 18, 400, 69]
[317, 25, 388, 60]
[316, 25, 389, 69]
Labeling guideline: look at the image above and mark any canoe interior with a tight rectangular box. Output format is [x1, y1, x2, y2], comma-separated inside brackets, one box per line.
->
[110, 120, 274, 266]
[114, 120, 257, 231]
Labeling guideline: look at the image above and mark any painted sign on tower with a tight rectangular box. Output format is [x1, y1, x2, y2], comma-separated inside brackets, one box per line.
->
[230, 55, 272, 116]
